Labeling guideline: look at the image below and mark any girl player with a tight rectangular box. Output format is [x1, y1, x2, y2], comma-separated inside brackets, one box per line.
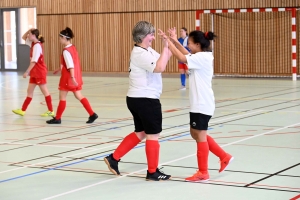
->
[104, 21, 172, 181]
[12, 29, 54, 117]
[178, 27, 189, 90]
[159, 27, 233, 182]
[46, 27, 98, 124]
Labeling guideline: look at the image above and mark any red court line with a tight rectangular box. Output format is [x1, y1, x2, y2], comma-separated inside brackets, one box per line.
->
[209, 132, 223, 134]
[267, 131, 300, 136]
[290, 194, 300, 200]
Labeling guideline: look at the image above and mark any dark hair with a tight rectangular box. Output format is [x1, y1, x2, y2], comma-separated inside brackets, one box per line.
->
[188, 31, 216, 51]
[31, 29, 45, 43]
[181, 27, 187, 32]
[60, 27, 74, 40]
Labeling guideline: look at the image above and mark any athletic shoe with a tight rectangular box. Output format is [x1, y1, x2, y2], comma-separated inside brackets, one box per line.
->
[86, 113, 98, 124]
[104, 154, 120, 175]
[46, 118, 61, 124]
[219, 153, 234, 173]
[146, 168, 171, 181]
[41, 111, 55, 117]
[179, 86, 186, 90]
[12, 109, 25, 116]
[185, 170, 209, 182]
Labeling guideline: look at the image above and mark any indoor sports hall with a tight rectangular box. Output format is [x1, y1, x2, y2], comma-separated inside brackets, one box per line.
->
[0, 1, 299, 200]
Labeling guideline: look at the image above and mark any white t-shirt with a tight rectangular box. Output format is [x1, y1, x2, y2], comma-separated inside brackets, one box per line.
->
[186, 52, 215, 116]
[26, 38, 42, 62]
[127, 45, 162, 99]
[62, 44, 74, 69]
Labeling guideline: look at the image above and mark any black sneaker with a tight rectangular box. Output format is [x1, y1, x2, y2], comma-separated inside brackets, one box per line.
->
[46, 118, 61, 124]
[104, 154, 120, 175]
[86, 113, 98, 124]
[146, 168, 171, 181]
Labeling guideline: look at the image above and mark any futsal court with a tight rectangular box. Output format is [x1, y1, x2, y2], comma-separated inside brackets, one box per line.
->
[0, 72, 299, 200]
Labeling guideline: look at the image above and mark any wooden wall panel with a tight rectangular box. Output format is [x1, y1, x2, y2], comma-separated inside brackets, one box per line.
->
[38, 11, 194, 72]
[35, 0, 299, 15]
[0, 0, 36, 8]
[213, 12, 291, 76]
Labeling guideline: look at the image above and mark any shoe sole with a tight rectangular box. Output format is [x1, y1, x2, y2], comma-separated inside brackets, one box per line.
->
[219, 156, 234, 173]
[185, 179, 209, 183]
[145, 177, 172, 181]
[104, 158, 120, 176]
[12, 111, 24, 116]
[41, 114, 55, 117]
[86, 116, 98, 124]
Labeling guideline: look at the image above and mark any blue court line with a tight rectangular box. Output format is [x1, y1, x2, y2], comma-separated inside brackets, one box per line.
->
[0, 132, 191, 184]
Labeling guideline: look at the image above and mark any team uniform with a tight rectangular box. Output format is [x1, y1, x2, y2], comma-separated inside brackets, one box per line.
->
[178, 37, 189, 70]
[184, 51, 233, 182]
[12, 39, 53, 116]
[26, 40, 48, 85]
[59, 44, 83, 91]
[46, 44, 97, 124]
[104, 44, 171, 181]
[178, 37, 189, 88]
[127, 45, 163, 134]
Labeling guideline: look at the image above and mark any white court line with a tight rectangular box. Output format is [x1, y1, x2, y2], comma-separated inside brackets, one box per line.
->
[0, 110, 262, 175]
[0, 127, 189, 175]
[0, 142, 97, 150]
[42, 121, 300, 200]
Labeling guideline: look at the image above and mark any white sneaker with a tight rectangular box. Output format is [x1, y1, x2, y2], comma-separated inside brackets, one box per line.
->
[179, 86, 186, 90]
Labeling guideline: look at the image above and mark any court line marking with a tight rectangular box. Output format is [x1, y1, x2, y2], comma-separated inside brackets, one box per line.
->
[0, 109, 262, 176]
[0, 127, 188, 175]
[42, 121, 300, 200]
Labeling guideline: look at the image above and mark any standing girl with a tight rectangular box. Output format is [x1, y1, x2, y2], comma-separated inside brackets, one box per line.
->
[12, 29, 54, 117]
[177, 27, 189, 90]
[46, 27, 98, 124]
[159, 28, 233, 182]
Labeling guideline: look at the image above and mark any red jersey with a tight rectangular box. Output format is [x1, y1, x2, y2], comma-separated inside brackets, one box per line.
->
[29, 42, 48, 78]
[59, 45, 83, 91]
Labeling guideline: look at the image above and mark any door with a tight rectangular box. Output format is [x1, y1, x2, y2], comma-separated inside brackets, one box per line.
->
[0, 9, 19, 71]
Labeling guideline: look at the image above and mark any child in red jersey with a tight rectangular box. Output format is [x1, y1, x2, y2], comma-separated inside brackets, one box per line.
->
[47, 27, 98, 124]
[12, 29, 54, 117]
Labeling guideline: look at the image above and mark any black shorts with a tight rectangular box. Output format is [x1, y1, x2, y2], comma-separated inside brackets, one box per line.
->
[190, 112, 212, 130]
[126, 96, 162, 134]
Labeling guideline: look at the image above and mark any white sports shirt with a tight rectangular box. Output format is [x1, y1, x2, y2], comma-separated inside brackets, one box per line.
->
[127, 45, 162, 99]
[26, 39, 42, 62]
[62, 44, 74, 69]
[185, 52, 215, 116]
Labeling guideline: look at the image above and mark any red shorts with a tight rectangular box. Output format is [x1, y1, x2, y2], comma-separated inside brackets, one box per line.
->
[59, 85, 82, 92]
[29, 77, 47, 85]
[178, 63, 188, 70]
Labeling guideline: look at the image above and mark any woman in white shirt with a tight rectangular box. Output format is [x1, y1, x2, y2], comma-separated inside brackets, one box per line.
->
[104, 21, 172, 181]
[159, 28, 233, 182]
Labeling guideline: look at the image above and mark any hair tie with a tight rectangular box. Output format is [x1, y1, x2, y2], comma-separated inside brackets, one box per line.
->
[38, 35, 42, 39]
[204, 32, 209, 38]
[59, 33, 71, 39]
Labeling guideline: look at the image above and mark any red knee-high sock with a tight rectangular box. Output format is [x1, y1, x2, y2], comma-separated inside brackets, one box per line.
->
[113, 132, 141, 160]
[55, 100, 66, 120]
[197, 142, 209, 173]
[21, 97, 32, 111]
[145, 140, 160, 173]
[45, 95, 53, 112]
[207, 135, 227, 160]
[80, 98, 94, 116]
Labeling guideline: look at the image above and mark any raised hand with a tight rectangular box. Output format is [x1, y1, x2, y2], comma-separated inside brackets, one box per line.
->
[168, 27, 177, 41]
[158, 29, 169, 47]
